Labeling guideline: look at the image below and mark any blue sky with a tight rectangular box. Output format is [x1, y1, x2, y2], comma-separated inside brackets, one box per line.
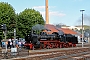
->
[0, 0, 90, 26]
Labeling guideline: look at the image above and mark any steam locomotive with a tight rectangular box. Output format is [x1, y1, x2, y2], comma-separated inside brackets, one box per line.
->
[24, 31, 78, 49]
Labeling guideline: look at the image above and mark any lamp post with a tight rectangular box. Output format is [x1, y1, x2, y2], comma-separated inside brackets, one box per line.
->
[80, 10, 85, 47]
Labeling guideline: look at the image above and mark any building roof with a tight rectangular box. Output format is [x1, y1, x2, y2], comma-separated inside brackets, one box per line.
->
[44, 24, 58, 34]
[58, 28, 77, 34]
[45, 24, 58, 32]
[44, 24, 78, 35]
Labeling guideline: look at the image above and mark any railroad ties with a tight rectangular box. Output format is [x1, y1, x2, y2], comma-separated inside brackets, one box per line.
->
[4, 47, 90, 60]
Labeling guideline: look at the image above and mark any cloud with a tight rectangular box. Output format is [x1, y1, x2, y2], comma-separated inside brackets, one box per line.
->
[40, 11, 66, 17]
[49, 11, 66, 17]
[32, 6, 45, 10]
[32, 6, 66, 25]
[32, 6, 56, 10]
[32, 6, 66, 19]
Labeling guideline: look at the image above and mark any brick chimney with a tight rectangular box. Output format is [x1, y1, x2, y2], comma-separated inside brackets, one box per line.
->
[45, 0, 49, 24]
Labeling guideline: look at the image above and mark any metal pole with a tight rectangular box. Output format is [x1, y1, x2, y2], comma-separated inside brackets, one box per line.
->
[5, 31, 7, 52]
[14, 29, 16, 40]
[80, 10, 85, 47]
[3, 31, 7, 52]
[82, 12, 84, 47]
[14, 29, 16, 47]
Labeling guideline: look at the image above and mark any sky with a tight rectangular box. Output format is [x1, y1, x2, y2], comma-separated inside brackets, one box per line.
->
[0, 0, 90, 26]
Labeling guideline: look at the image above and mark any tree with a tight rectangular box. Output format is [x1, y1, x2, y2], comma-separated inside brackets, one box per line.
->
[0, 30, 3, 40]
[0, 2, 17, 39]
[17, 8, 45, 38]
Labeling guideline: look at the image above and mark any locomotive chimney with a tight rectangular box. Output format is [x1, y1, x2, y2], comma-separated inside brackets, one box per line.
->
[45, 0, 49, 24]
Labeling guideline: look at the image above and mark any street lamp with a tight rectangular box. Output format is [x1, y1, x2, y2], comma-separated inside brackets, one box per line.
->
[80, 10, 85, 47]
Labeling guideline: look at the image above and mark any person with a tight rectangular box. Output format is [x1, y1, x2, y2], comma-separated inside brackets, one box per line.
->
[7, 41, 10, 48]
[21, 41, 25, 47]
[10, 41, 12, 48]
[16, 40, 19, 48]
[2, 42, 5, 48]
[18, 41, 21, 48]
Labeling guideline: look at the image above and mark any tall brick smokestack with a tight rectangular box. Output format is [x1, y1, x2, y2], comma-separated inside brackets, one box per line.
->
[45, 0, 49, 24]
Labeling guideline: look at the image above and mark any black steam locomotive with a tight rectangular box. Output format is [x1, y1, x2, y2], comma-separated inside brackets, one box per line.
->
[24, 31, 78, 49]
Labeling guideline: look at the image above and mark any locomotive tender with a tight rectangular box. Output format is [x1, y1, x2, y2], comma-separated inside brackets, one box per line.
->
[24, 31, 78, 49]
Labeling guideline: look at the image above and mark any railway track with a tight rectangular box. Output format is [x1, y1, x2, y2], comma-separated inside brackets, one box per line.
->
[1, 43, 90, 60]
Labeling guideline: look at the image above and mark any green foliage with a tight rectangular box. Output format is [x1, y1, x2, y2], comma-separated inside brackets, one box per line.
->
[0, 2, 45, 38]
[77, 25, 90, 34]
[83, 25, 90, 30]
[0, 2, 17, 39]
[17, 8, 45, 38]
[0, 30, 3, 40]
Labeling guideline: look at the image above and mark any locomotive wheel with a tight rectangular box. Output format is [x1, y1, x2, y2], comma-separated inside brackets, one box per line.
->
[51, 43, 54, 48]
[46, 45, 50, 49]
[46, 45, 51, 49]
[40, 43, 44, 49]
[68, 43, 72, 47]
[59, 44, 62, 48]
[66, 43, 69, 48]
[73, 44, 76, 47]
[63, 43, 69, 48]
